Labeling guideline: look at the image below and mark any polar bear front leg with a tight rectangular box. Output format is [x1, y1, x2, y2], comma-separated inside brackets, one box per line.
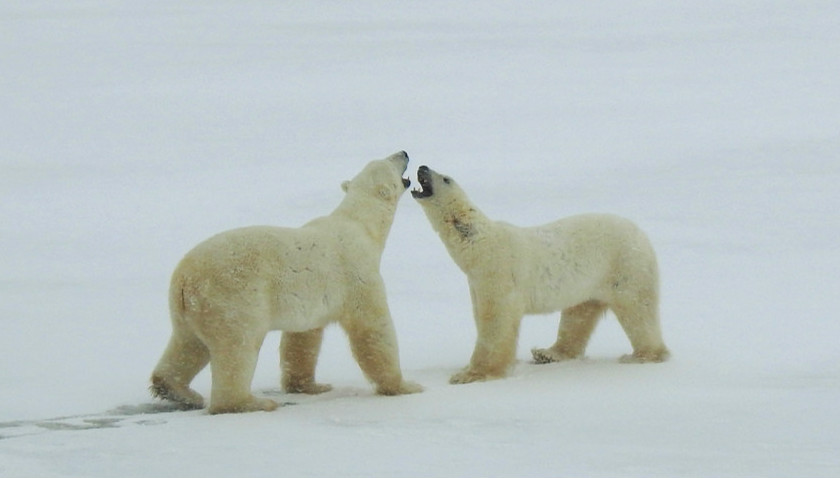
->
[341, 300, 422, 395]
[451, 292, 522, 384]
[280, 328, 333, 394]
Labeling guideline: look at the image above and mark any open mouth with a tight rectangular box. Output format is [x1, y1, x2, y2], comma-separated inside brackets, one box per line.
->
[398, 151, 411, 189]
[411, 165, 434, 199]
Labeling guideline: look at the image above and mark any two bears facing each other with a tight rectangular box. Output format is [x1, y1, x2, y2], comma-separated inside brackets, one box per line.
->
[150, 152, 669, 413]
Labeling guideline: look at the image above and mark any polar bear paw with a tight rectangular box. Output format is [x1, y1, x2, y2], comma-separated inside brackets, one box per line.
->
[619, 348, 670, 364]
[149, 375, 205, 410]
[530, 347, 579, 364]
[376, 380, 423, 396]
[208, 396, 279, 415]
[284, 380, 333, 395]
[449, 368, 493, 384]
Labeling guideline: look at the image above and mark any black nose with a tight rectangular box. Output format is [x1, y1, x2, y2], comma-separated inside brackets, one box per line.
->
[399, 150, 409, 160]
[418, 165, 429, 172]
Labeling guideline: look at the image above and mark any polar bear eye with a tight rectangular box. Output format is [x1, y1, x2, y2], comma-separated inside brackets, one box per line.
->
[443, 177, 451, 184]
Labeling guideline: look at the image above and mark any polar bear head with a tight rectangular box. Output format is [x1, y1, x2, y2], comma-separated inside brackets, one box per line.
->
[411, 165, 478, 241]
[341, 151, 412, 204]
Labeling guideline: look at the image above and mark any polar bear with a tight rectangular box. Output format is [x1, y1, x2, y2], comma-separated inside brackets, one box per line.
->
[150, 151, 422, 414]
[412, 165, 669, 384]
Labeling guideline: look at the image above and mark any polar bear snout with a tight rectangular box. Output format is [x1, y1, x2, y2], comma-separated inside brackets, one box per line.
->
[412, 165, 435, 199]
[388, 150, 409, 167]
[388, 151, 411, 189]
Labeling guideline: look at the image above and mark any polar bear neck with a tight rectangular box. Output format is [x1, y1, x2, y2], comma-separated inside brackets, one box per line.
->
[332, 193, 399, 245]
[426, 199, 493, 272]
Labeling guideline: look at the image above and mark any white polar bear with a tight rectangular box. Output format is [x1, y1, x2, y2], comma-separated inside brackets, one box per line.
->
[150, 151, 422, 414]
[412, 165, 669, 384]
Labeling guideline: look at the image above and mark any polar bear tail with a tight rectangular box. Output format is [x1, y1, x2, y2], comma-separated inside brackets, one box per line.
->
[169, 272, 188, 319]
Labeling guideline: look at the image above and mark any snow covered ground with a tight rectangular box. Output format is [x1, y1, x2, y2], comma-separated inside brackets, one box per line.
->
[2, 1, 839, 476]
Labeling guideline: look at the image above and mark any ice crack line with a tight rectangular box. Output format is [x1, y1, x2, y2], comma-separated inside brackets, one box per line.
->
[0, 403, 186, 440]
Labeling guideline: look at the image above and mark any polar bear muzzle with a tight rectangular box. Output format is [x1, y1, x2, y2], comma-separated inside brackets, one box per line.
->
[411, 165, 435, 199]
[394, 150, 411, 189]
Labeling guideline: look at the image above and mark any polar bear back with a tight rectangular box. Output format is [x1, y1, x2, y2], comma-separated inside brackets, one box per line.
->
[510, 213, 658, 314]
[174, 224, 363, 332]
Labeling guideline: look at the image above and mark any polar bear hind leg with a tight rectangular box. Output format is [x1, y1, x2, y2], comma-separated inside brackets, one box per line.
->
[281, 328, 333, 394]
[150, 327, 209, 409]
[611, 289, 670, 363]
[531, 300, 608, 363]
[205, 326, 279, 414]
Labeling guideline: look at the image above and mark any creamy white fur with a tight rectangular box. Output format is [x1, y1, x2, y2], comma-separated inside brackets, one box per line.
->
[412, 166, 669, 384]
[150, 152, 421, 414]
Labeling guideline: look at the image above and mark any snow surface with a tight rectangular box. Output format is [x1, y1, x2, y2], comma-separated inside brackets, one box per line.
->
[2, 1, 839, 476]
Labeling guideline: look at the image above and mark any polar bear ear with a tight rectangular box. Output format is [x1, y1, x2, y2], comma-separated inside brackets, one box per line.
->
[342, 180, 351, 193]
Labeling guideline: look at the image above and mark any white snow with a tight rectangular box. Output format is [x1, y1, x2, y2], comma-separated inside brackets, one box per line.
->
[2, 1, 839, 476]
